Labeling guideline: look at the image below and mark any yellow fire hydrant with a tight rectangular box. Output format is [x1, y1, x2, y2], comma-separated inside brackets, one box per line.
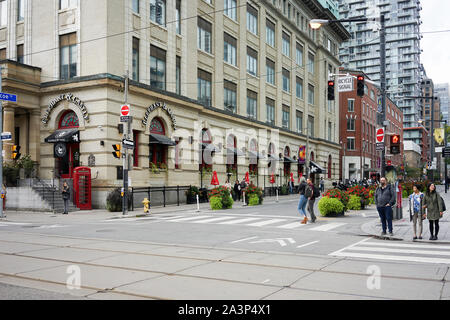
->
[142, 198, 150, 213]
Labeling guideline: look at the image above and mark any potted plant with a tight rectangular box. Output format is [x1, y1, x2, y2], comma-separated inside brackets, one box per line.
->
[207, 186, 233, 209]
[323, 188, 349, 213]
[318, 197, 345, 217]
[158, 162, 168, 172]
[243, 183, 263, 205]
[149, 162, 159, 174]
[347, 185, 370, 209]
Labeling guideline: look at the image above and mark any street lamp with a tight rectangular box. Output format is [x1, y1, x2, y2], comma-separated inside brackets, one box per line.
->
[310, 15, 387, 179]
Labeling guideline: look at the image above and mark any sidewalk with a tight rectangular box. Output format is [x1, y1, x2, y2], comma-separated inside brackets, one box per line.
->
[361, 185, 450, 243]
[0, 193, 301, 223]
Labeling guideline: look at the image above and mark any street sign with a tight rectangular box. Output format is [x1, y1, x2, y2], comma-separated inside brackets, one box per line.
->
[376, 142, 385, 151]
[121, 104, 130, 116]
[120, 116, 131, 123]
[0, 93, 17, 102]
[122, 139, 134, 149]
[376, 128, 385, 143]
[337, 76, 354, 92]
[444, 147, 450, 158]
[0, 132, 12, 141]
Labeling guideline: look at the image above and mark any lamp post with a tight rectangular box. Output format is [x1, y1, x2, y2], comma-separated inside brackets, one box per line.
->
[310, 15, 387, 179]
[340, 139, 346, 182]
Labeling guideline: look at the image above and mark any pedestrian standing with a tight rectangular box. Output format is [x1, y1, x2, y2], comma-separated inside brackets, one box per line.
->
[234, 180, 241, 202]
[304, 178, 317, 223]
[62, 181, 70, 215]
[240, 179, 247, 202]
[408, 184, 424, 240]
[297, 177, 308, 224]
[374, 177, 396, 236]
[422, 183, 444, 240]
[320, 178, 325, 193]
[1, 184, 6, 211]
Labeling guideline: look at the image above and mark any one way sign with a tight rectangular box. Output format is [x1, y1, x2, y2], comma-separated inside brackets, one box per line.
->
[122, 139, 134, 149]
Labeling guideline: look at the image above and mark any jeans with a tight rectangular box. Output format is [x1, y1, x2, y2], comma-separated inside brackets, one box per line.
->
[298, 195, 307, 217]
[307, 199, 316, 221]
[377, 206, 393, 233]
[63, 199, 69, 214]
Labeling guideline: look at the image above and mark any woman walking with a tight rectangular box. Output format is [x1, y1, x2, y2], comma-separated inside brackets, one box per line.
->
[62, 181, 70, 215]
[297, 177, 308, 224]
[422, 183, 444, 240]
[408, 184, 424, 240]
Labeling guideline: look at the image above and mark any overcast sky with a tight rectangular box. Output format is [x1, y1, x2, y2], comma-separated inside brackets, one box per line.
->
[420, 0, 450, 84]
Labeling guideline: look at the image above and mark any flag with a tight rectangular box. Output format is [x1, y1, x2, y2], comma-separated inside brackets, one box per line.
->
[434, 128, 445, 146]
[298, 146, 306, 164]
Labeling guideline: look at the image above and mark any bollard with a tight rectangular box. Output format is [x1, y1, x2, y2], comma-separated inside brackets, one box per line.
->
[276, 189, 279, 202]
[243, 192, 246, 206]
[196, 194, 200, 213]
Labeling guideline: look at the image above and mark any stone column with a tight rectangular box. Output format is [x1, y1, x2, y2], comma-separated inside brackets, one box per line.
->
[3, 106, 15, 161]
[29, 110, 41, 164]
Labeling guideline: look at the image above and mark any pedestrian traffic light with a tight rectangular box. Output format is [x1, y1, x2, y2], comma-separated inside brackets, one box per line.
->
[112, 144, 121, 159]
[327, 80, 335, 100]
[356, 75, 365, 97]
[11, 145, 21, 160]
[390, 134, 401, 155]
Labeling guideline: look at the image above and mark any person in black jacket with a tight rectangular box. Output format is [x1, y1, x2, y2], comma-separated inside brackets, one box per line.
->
[61, 181, 70, 215]
[304, 178, 317, 223]
[374, 177, 396, 236]
[234, 180, 241, 201]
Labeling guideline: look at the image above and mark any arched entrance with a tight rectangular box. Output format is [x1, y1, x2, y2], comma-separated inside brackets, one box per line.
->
[249, 139, 258, 185]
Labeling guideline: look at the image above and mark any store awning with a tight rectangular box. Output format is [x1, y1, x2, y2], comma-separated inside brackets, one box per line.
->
[149, 133, 176, 146]
[310, 161, 326, 174]
[45, 129, 80, 143]
[200, 143, 221, 153]
[283, 156, 296, 163]
[227, 147, 245, 157]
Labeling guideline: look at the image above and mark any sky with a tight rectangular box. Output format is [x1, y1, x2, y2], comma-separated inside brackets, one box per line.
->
[420, 0, 450, 84]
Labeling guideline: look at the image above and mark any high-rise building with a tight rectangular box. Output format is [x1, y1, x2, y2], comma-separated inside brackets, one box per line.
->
[338, 0, 423, 135]
[435, 83, 450, 125]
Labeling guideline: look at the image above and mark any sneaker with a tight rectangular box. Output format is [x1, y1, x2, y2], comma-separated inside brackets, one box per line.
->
[389, 232, 394, 237]
[381, 231, 387, 236]
[434, 236, 438, 241]
[418, 236, 423, 240]
[429, 236, 434, 240]
[413, 236, 418, 240]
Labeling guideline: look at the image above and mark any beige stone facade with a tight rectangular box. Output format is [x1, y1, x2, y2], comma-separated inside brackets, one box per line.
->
[0, 0, 349, 208]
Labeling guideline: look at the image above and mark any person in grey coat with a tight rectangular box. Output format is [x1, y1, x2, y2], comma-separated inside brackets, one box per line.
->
[374, 177, 396, 236]
[422, 183, 444, 240]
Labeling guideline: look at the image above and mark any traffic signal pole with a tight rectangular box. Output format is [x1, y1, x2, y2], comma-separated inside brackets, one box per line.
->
[122, 72, 129, 216]
[0, 66, 3, 219]
[380, 14, 387, 178]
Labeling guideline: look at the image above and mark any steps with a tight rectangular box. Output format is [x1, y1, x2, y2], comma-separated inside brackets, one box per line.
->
[31, 181, 79, 214]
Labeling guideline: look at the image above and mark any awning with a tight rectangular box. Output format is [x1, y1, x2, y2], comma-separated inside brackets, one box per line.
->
[268, 154, 281, 161]
[283, 156, 296, 163]
[149, 133, 176, 146]
[248, 150, 264, 159]
[227, 147, 245, 157]
[309, 161, 326, 174]
[200, 143, 221, 153]
[45, 129, 80, 143]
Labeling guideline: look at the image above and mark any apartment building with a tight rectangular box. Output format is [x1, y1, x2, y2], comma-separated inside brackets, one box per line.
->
[0, 0, 349, 208]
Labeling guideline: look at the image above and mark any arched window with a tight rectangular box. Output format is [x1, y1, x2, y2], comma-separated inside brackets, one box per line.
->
[226, 134, 237, 173]
[310, 151, 314, 162]
[59, 110, 79, 129]
[150, 118, 165, 135]
[200, 128, 213, 171]
[149, 118, 167, 167]
[328, 155, 332, 179]
[249, 139, 258, 175]
[284, 146, 291, 176]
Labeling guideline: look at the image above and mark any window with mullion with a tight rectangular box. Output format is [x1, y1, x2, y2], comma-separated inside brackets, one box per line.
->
[132, 37, 139, 81]
[224, 33, 237, 66]
[296, 43, 303, 66]
[247, 4, 258, 35]
[150, 45, 166, 90]
[308, 84, 314, 105]
[176, 0, 181, 34]
[198, 69, 212, 106]
[296, 110, 303, 133]
[198, 18, 212, 53]
[308, 52, 315, 73]
[282, 68, 290, 93]
[296, 77, 303, 99]
[132, 0, 139, 14]
[224, 0, 237, 21]
[60, 33, 77, 80]
[176, 56, 181, 95]
[266, 19, 275, 46]
[247, 90, 257, 120]
[266, 98, 275, 125]
[247, 47, 258, 76]
[224, 81, 237, 113]
[0, 0, 6, 26]
[17, 0, 24, 21]
[347, 137, 355, 151]
[59, 0, 77, 10]
[308, 115, 314, 137]
[150, 0, 166, 26]
[347, 118, 355, 131]
[282, 31, 290, 57]
[266, 58, 275, 85]
[282, 105, 290, 130]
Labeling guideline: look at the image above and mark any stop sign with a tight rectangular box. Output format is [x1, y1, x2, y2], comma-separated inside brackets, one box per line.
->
[376, 128, 385, 143]
[121, 104, 130, 116]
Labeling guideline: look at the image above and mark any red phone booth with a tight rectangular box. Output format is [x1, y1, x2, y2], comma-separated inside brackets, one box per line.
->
[73, 167, 92, 210]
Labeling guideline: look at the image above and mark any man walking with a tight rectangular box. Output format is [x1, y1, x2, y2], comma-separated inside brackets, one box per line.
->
[319, 178, 325, 193]
[304, 178, 318, 223]
[374, 177, 396, 236]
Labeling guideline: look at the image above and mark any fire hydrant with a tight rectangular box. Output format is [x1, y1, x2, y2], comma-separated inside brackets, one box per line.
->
[142, 198, 150, 213]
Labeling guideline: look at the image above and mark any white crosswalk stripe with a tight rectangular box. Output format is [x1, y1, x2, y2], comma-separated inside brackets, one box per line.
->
[330, 239, 450, 264]
[191, 216, 237, 224]
[309, 222, 347, 232]
[276, 221, 306, 229]
[246, 219, 286, 227]
[218, 217, 261, 225]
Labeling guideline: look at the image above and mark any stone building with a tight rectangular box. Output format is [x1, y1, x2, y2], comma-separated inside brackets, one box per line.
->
[0, 0, 349, 208]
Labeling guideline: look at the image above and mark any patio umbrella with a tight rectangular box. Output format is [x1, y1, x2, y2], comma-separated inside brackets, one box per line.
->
[211, 171, 219, 186]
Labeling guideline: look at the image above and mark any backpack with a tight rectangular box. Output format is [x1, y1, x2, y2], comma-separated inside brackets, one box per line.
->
[313, 186, 321, 198]
[441, 196, 446, 212]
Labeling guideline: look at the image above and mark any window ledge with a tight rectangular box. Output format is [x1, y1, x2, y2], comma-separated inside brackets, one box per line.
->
[224, 61, 239, 70]
[198, 49, 214, 58]
[149, 20, 168, 31]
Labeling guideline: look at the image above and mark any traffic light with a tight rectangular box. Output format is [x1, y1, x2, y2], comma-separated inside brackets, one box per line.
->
[356, 75, 365, 97]
[327, 80, 335, 100]
[112, 144, 121, 159]
[11, 145, 21, 160]
[390, 134, 401, 155]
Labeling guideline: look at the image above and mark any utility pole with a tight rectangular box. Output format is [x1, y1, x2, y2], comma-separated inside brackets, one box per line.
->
[122, 71, 129, 216]
[380, 14, 387, 178]
[430, 94, 435, 181]
[0, 66, 3, 218]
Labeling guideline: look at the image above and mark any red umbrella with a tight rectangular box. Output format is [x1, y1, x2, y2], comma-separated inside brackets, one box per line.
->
[211, 171, 219, 186]
[245, 172, 250, 184]
[270, 173, 275, 184]
[290, 172, 294, 182]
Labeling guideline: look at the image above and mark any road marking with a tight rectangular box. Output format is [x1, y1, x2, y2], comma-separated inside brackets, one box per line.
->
[230, 236, 259, 244]
[348, 246, 450, 256]
[332, 251, 450, 264]
[219, 217, 261, 225]
[0, 222, 30, 226]
[168, 215, 212, 222]
[296, 240, 320, 249]
[191, 217, 237, 224]
[362, 242, 450, 250]
[250, 238, 296, 247]
[262, 279, 271, 284]
[362, 213, 366, 217]
[277, 221, 306, 229]
[309, 222, 347, 232]
[246, 219, 286, 227]
[329, 237, 371, 256]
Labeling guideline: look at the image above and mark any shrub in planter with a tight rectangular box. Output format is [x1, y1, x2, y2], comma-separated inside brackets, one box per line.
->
[368, 190, 375, 205]
[318, 197, 345, 217]
[210, 196, 223, 210]
[222, 194, 234, 209]
[347, 185, 370, 206]
[208, 186, 233, 209]
[248, 195, 260, 206]
[106, 188, 132, 212]
[281, 185, 289, 195]
[323, 188, 349, 211]
[348, 195, 362, 210]
[243, 183, 263, 205]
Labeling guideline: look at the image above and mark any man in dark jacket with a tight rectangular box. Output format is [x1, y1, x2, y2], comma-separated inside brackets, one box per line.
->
[374, 177, 396, 236]
[304, 178, 317, 223]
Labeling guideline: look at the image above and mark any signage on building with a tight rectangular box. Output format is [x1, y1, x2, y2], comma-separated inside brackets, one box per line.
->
[376, 143, 384, 151]
[1, 132, 12, 141]
[42, 94, 89, 125]
[444, 147, 450, 158]
[122, 139, 134, 149]
[54, 142, 67, 158]
[337, 76, 354, 92]
[298, 146, 306, 165]
[0, 93, 17, 102]
[142, 102, 177, 130]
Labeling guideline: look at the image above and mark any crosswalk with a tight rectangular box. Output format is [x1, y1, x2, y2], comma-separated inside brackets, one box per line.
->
[103, 214, 348, 232]
[330, 238, 450, 264]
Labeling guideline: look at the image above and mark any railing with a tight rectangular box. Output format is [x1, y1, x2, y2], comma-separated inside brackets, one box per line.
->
[130, 185, 192, 211]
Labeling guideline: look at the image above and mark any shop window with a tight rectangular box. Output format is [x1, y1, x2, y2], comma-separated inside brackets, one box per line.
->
[59, 111, 79, 129]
